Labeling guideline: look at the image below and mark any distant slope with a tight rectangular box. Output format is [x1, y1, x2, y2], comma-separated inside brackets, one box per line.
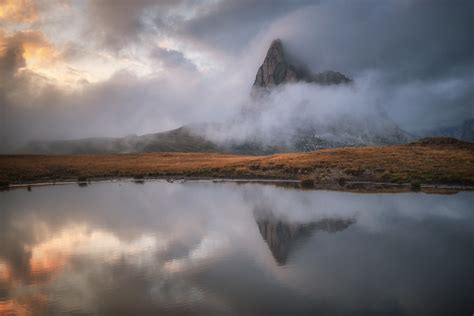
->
[420, 119, 474, 143]
[21, 127, 217, 154]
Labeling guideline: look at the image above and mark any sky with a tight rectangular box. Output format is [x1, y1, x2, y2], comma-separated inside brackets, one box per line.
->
[0, 0, 473, 149]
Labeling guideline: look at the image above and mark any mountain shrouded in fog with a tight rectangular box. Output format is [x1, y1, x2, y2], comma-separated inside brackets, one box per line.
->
[1, 0, 472, 152]
[19, 39, 415, 154]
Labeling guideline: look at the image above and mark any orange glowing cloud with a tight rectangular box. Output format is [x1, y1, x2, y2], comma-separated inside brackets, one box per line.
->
[0, 29, 89, 87]
[20, 32, 60, 70]
[0, 30, 59, 69]
[0, 0, 38, 23]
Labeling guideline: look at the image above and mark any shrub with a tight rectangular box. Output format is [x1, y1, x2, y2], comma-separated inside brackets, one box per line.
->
[235, 167, 248, 175]
[381, 172, 391, 182]
[411, 181, 421, 191]
[77, 176, 88, 182]
[300, 178, 315, 188]
[345, 168, 364, 176]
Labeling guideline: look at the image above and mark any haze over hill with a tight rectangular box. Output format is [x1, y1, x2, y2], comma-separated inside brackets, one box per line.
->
[420, 119, 474, 143]
[20, 39, 415, 154]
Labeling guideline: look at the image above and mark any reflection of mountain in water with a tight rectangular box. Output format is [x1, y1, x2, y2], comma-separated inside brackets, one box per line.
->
[256, 212, 354, 265]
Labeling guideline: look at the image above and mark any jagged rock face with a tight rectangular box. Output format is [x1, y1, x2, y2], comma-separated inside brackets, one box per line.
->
[253, 39, 351, 90]
[253, 39, 300, 88]
[312, 70, 352, 85]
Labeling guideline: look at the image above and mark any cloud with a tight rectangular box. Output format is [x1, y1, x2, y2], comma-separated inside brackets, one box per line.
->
[150, 46, 197, 72]
[83, 0, 191, 51]
[84, 0, 155, 50]
[0, 30, 26, 78]
[0, 29, 55, 73]
[0, 0, 38, 24]
[264, 1, 473, 81]
[174, 0, 317, 55]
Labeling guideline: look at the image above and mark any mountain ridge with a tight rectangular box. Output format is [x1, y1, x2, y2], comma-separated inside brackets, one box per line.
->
[252, 39, 352, 90]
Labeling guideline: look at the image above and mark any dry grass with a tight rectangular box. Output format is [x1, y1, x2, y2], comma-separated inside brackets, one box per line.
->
[1, 138, 473, 186]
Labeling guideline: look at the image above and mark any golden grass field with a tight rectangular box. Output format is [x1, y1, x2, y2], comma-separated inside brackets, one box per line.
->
[1, 138, 473, 188]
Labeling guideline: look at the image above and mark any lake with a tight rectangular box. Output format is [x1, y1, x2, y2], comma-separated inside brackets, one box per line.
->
[1, 181, 473, 315]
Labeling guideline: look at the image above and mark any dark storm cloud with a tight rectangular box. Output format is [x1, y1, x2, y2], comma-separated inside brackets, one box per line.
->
[1, 0, 473, 150]
[270, 0, 473, 82]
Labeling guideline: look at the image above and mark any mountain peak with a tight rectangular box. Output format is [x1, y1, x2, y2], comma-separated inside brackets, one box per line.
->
[252, 39, 351, 90]
[265, 39, 284, 62]
[253, 39, 298, 89]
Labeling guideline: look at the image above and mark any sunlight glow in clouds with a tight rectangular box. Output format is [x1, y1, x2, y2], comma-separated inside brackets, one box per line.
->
[0, 0, 38, 23]
[0, 0, 472, 150]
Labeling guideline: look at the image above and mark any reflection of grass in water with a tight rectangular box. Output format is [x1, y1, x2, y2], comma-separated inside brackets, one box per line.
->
[0, 180, 9, 191]
[1, 138, 473, 187]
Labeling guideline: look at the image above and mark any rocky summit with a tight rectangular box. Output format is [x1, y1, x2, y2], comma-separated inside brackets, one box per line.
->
[253, 39, 351, 90]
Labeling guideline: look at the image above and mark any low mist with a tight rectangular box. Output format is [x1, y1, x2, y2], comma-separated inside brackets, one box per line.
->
[196, 74, 396, 148]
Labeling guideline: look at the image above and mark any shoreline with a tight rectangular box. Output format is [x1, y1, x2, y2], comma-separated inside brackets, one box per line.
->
[3, 176, 473, 194]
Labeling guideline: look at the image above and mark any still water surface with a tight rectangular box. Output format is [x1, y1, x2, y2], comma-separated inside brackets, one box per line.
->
[1, 181, 473, 315]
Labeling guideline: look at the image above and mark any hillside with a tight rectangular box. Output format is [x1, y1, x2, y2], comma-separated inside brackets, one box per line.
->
[21, 126, 217, 154]
[420, 118, 474, 142]
[2, 138, 473, 189]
